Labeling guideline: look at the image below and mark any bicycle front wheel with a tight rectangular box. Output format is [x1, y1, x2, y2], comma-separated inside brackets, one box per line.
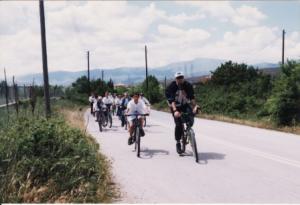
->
[109, 114, 112, 128]
[188, 128, 199, 163]
[135, 127, 141, 157]
[97, 113, 102, 132]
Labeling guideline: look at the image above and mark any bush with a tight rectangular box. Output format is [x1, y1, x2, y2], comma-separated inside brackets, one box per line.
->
[0, 116, 113, 203]
[265, 61, 300, 125]
[195, 61, 273, 119]
[141, 75, 163, 104]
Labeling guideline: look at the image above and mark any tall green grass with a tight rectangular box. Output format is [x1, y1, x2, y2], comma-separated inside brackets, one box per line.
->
[0, 99, 116, 203]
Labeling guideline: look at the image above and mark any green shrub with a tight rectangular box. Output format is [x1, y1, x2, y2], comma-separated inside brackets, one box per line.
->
[0, 115, 113, 203]
[265, 61, 300, 125]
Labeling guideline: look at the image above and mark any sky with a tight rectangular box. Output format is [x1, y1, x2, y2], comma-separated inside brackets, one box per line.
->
[0, 1, 299, 79]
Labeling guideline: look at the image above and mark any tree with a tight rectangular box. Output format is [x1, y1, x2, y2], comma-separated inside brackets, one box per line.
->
[141, 75, 162, 104]
[266, 61, 300, 125]
[71, 76, 89, 94]
[107, 78, 114, 92]
[211, 61, 258, 87]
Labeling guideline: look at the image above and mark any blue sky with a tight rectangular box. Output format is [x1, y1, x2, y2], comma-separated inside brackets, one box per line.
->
[129, 1, 300, 41]
[0, 1, 299, 79]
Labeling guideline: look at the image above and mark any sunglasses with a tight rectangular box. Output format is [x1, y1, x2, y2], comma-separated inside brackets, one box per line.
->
[176, 76, 184, 80]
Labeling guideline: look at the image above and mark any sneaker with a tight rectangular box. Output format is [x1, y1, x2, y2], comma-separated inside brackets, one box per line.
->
[140, 128, 145, 137]
[176, 142, 182, 154]
[128, 137, 134, 145]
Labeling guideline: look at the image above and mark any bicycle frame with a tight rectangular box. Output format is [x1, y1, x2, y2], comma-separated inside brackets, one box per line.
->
[125, 113, 149, 157]
[181, 112, 199, 163]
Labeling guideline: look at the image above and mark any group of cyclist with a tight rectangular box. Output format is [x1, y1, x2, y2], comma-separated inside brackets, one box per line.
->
[89, 90, 151, 143]
[88, 71, 199, 155]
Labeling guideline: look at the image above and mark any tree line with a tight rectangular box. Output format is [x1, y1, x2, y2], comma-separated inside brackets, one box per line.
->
[66, 60, 300, 127]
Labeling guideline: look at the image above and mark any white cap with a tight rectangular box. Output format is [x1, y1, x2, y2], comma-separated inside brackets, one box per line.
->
[174, 71, 184, 78]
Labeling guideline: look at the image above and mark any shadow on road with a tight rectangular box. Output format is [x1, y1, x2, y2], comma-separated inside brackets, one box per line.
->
[198, 152, 226, 164]
[180, 152, 226, 164]
[139, 148, 170, 159]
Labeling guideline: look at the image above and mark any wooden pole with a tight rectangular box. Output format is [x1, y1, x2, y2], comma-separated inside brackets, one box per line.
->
[282, 29, 285, 65]
[39, 0, 51, 118]
[4, 68, 9, 116]
[12, 76, 19, 116]
[145, 45, 149, 98]
[87, 51, 90, 95]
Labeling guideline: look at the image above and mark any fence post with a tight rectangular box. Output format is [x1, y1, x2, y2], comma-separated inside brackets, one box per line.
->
[4, 68, 9, 117]
[13, 76, 19, 116]
[23, 84, 27, 99]
[29, 80, 37, 115]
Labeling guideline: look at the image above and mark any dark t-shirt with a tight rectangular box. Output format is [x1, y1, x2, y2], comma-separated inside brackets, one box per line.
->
[165, 81, 195, 106]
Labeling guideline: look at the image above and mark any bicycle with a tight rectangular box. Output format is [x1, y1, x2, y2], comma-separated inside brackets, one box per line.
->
[180, 111, 199, 163]
[112, 104, 116, 116]
[125, 113, 149, 157]
[103, 105, 113, 128]
[96, 109, 106, 132]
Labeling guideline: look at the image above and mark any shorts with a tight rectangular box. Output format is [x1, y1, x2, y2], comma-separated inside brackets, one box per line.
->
[128, 116, 144, 127]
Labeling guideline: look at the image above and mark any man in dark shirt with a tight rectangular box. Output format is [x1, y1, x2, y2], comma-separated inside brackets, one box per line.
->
[165, 72, 199, 154]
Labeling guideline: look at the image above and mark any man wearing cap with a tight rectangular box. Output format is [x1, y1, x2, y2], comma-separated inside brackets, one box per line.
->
[165, 72, 199, 154]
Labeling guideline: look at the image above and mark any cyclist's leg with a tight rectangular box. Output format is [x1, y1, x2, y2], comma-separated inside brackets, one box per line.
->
[95, 111, 99, 121]
[121, 110, 125, 126]
[174, 116, 183, 141]
[138, 117, 145, 136]
[90, 102, 93, 114]
[172, 106, 183, 141]
[128, 119, 135, 145]
[172, 107, 184, 154]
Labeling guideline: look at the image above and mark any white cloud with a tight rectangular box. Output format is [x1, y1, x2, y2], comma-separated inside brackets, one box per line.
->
[175, 1, 267, 27]
[202, 26, 300, 64]
[0, 1, 210, 80]
[232, 5, 267, 27]
[175, 1, 235, 22]
[165, 13, 206, 25]
[0, 1, 299, 81]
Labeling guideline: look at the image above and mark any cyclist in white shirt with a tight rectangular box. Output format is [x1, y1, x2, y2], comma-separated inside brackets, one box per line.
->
[126, 92, 148, 145]
[102, 91, 113, 109]
[102, 91, 113, 119]
[93, 94, 104, 122]
[88, 92, 95, 115]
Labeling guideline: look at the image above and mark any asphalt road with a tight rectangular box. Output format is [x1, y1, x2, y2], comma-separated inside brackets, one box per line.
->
[85, 109, 300, 203]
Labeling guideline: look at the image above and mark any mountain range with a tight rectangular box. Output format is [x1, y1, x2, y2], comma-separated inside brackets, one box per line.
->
[15, 58, 279, 86]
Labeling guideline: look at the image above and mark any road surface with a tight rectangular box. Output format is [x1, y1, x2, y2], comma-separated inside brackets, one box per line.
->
[85, 110, 300, 203]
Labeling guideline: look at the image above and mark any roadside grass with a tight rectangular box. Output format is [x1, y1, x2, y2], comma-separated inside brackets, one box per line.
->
[0, 99, 119, 203]
[152, 102, 300, 135]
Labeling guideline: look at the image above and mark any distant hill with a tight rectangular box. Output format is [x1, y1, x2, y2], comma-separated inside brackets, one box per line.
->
[15, 58, 279, 86]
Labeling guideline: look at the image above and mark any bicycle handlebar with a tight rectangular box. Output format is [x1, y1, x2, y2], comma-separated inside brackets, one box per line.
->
[125, 113, 149, 117]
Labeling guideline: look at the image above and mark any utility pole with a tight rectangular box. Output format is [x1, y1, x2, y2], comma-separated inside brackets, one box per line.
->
[145, 45, 149, 98]
[4, 68, 9, 116]
[23, 84, 27, 99]
[87, 51, 90, 95]
[39, 0, 51, 118]
[282, 29, 285, 65]
[101, 70, 104, 89]
[164, 76, 167, 92]
[12, 76, 19, 116]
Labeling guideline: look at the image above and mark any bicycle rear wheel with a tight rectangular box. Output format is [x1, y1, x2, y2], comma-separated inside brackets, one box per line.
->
[188, 128, 199, 163]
